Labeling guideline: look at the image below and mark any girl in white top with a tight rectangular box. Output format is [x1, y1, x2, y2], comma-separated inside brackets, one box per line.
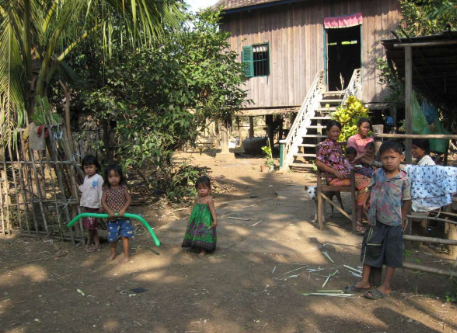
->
[79, 155, 104, 252]
[412, 139, 435, 166]
[412, 139, 437, 213]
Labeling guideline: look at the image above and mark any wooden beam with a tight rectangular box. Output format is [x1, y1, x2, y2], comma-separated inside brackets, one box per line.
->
[235, 107, 299, 116]
[373, 133, 457, 139]
[403, 262, 456, 278]
[394, 40, 457, 48]
[403, 235, 457, 245]
[405, 46, 413, 164]
[321, 193, 352, 222]
[408, 214, 457, 226]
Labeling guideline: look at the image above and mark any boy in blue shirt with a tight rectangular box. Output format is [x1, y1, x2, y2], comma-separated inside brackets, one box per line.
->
[345, 140, 411, 299]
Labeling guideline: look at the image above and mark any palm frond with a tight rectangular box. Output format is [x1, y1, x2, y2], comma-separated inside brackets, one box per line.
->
[0, 16, 26, 146]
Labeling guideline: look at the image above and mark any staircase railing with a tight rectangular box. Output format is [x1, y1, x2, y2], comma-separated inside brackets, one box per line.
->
[280, 71, 325, 169]
[340, 68, 362, 106]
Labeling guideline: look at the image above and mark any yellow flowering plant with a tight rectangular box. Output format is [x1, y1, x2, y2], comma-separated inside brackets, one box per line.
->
[332, 96, 370, 142]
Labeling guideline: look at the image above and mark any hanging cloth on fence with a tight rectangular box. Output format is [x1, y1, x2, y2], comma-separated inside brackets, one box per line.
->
[404, 164, 457, 212]
[411, 91, 449, 154]
[28, 122, 46, 151]
[421, 99, 437, 125]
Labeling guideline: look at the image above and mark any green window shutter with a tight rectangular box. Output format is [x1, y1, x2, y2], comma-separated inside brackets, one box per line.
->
[242, 45, 254, 78]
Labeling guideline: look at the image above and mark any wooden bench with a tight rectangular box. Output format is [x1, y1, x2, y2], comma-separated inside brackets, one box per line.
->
[316, 167, 357, 231]
[314, 140, 357, 230]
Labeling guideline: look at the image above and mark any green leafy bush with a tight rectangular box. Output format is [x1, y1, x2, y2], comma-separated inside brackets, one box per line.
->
[332, 96, 370, 142]
[72, 10, 247, 202]
[399, 0, 457, 37]
[150, 163, 207, 202]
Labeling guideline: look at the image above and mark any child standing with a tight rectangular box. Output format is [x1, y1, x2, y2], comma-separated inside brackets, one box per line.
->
[182, 176, 217, 257]
[101, 164, 133, 263]
[79, 155, 104, 252]
[345, 140, 411, 299]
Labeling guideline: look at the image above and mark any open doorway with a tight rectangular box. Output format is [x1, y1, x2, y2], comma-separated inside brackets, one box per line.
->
[326, 25, 361, 91]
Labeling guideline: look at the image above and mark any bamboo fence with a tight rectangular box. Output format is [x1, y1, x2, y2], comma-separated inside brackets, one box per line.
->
[0, 126, 84, 243]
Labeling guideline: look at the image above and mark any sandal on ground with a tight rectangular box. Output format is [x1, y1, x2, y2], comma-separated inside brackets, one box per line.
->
[356, 222, 366, 235]
[343, 284, 370, 294]
[364, 289, 391, 300]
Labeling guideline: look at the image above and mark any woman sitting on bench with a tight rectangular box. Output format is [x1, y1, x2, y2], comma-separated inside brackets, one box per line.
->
[315, 120, 370, 234]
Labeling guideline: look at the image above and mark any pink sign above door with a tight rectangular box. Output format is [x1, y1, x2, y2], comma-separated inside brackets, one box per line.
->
[324, 12, 363, 29]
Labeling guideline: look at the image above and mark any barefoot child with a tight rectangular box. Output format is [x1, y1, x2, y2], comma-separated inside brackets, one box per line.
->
[101, 164, 133, 263]
[345, 140, 411, 299]
[79, 155, 104, 252]
[182, 176, 217, 256]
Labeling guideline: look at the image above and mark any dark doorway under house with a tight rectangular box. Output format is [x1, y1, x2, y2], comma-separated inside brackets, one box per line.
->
[326, 25, 361, 91]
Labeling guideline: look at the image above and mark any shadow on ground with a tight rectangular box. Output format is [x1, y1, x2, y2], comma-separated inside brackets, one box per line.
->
[1, 171, 456, 333]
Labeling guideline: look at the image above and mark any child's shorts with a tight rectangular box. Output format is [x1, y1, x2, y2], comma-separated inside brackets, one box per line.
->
[361, 220, 403, 268]
[107, 219, 134, 243]
[82, 207, 100, 230]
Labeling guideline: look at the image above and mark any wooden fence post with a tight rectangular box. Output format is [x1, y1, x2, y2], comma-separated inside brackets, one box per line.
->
[372, 124, 383, 155]
[404, 46, 413, 164]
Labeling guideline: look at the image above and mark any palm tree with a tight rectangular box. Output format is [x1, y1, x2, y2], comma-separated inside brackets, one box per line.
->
[0, 0, 184, 125]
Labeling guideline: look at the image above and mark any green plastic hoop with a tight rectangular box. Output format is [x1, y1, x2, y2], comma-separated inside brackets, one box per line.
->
[67, 213, 160, 246]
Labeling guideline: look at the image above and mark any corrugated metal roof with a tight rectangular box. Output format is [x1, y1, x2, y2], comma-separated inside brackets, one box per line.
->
[214, 0, 302, 12]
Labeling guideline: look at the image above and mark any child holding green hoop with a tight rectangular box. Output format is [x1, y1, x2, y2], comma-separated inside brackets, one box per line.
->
[102, 164, 133, 263]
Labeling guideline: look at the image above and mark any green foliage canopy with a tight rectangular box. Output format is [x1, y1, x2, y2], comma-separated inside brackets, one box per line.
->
[81, 10, 247, 169]
[0, 0, 184, 138]
[399, 0, 457, 36]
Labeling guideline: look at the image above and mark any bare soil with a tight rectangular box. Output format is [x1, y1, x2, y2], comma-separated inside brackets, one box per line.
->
[1, 151, 457, 333]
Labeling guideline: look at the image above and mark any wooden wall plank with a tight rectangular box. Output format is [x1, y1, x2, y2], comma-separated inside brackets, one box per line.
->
[224, 0, 400, 108]
[304, 2, 311, 95]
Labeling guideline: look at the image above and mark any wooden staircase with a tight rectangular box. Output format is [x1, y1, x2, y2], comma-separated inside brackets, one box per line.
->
[289, 91, 344, 168]
[280, 68, 362, 170]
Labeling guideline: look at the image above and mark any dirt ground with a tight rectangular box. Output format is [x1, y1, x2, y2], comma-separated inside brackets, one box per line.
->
[1, 151, 457, 333]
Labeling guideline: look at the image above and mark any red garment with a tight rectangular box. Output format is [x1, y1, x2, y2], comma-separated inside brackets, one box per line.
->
[82, 207, 99, 230]
[36, 125, 49, 138]
[103, 185, 129, 212]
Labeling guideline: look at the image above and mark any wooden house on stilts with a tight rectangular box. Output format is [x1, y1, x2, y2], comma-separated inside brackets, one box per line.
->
[215, 0, 401, 169]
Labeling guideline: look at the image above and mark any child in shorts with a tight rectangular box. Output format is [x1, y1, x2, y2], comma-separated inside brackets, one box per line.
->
[79, 155, 103, 252]
[344, 140, 411, 299]
[102, 164, 133, 263]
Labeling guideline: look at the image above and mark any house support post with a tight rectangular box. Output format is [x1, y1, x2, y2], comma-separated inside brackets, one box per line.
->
[249, 116, 254, 139]
[405, 46, 413, 164]
[266, 115, 274, 150]
[221, 119, 229, 154]
[372, 125, 383, 155]
[215, 118, 235, 161]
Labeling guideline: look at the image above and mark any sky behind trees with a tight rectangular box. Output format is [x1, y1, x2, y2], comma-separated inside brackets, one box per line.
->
[187, 0, 218, 13]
